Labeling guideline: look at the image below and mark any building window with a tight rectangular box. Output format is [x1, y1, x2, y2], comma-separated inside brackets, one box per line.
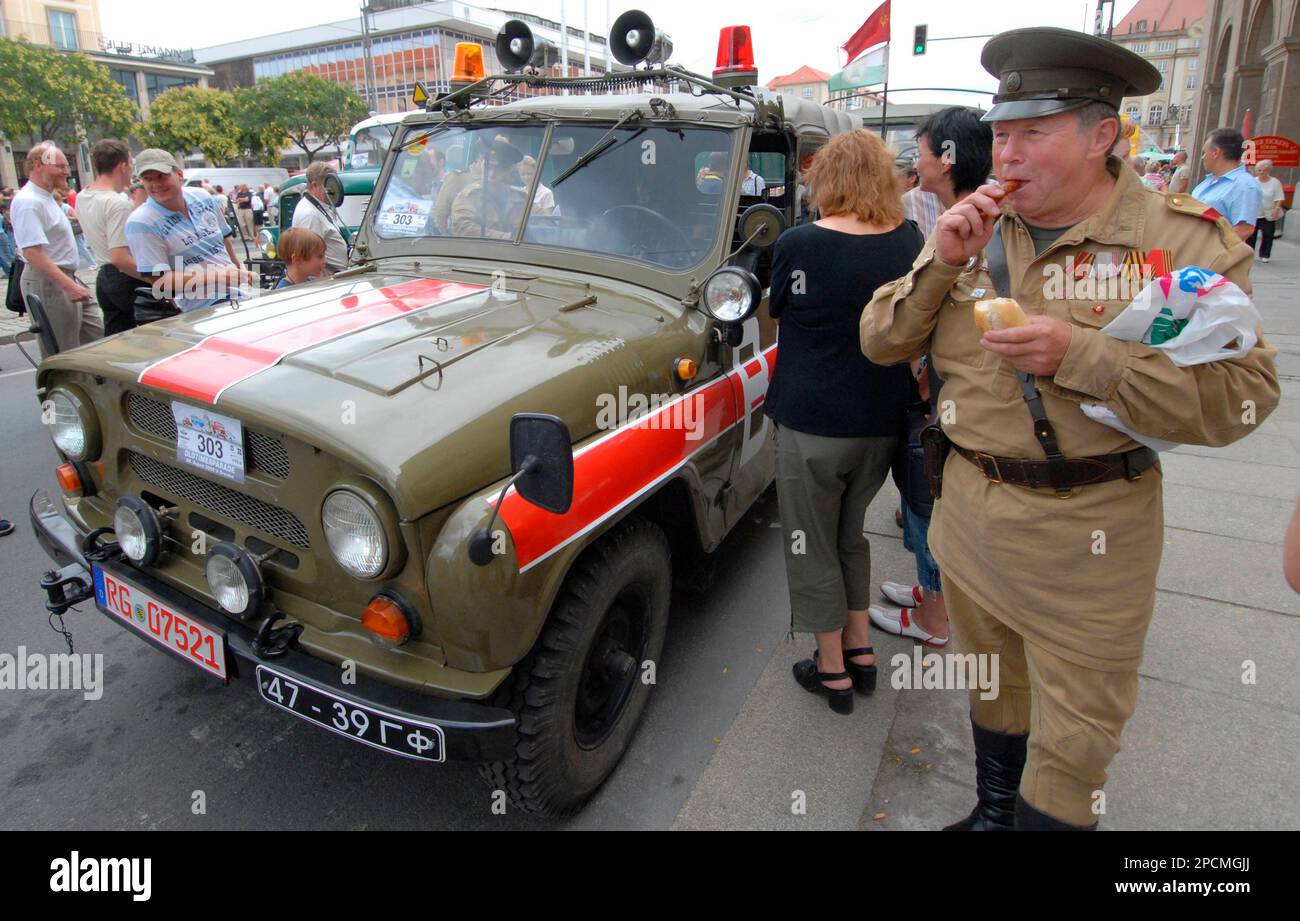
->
[1157, 60, 1168, 73]
[1125, 104, 1141, 119]
[48, 9, 78, 50]
[1193, 38, 1202, 49]
[1189, 58, 1199, 71]
[110, 68, 140, 109]
[145, 72, 197, 102]
[1187, 75, 1197, 89]
[801, 86, 813, 99]
[1157, 41, 1173, 52]
[1134, 42, 1149, 52]
[1136, 20, 1148, 32]
[1148, 103, 1163, 125]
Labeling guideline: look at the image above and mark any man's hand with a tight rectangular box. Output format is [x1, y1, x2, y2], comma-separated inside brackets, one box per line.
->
[64, 280, 93, 302]
[980, 315, 1074, 377]
[934, 183, 1009, 267]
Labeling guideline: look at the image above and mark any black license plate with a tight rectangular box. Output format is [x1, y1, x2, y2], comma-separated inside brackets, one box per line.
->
[255, 665, 445, 762]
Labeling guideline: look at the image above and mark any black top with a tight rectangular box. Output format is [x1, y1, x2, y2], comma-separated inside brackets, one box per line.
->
[765, 221, 924, 438]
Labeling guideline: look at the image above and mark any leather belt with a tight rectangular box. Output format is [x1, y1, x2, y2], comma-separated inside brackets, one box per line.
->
[954, 444, 1159, 498]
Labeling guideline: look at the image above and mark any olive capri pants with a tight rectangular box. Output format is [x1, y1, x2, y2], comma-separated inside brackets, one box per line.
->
[774, 424, 897, 634]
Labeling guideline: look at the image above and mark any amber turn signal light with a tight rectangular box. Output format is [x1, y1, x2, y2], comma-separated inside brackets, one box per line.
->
[56, 463, 83, 495]
[361, 593, 417, 645]
[674, 358, 698, 382]
[452, 42, 486, 83]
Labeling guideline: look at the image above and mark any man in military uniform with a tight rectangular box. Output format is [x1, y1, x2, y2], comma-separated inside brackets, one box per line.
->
[862, 27, 1279, 830]
[449, 140, 527, 240]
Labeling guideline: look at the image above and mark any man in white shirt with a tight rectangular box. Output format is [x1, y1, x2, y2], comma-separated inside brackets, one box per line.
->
[12, 142, 102, 356]
[291, 161, 349, 274]
[741, 166, 766, 196]
[1168, 150, 1192, 194]
[76, 139, 144, 335]
[1248, 159, 1286, 263]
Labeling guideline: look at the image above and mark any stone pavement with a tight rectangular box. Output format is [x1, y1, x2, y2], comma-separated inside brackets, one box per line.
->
[678, 235, 1300, 831]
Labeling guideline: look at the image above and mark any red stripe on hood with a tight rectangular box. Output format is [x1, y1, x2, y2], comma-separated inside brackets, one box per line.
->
[138, 278, 485, 404]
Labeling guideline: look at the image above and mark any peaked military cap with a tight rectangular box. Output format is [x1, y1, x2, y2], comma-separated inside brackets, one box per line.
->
[981, 27, 1161, 122]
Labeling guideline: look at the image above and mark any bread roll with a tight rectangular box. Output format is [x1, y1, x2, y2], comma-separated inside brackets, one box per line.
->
[974, 297, 1029, 334]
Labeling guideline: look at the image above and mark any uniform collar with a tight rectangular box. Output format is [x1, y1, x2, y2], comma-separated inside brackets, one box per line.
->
[1007, 156, 1145, 252]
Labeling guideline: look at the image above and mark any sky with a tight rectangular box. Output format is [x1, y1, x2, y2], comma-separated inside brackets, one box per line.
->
[100, 0, 1142, 107]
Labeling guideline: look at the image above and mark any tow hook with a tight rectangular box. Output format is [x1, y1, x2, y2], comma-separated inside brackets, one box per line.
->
[40, 526, 119, 617]
[253, 610, 303, 660]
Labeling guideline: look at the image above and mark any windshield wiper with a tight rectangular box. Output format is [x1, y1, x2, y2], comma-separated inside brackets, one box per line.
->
[551, 111, 641, 188]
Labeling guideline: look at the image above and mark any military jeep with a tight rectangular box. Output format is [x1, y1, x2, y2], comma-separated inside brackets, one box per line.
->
[30, 17, 854, 816]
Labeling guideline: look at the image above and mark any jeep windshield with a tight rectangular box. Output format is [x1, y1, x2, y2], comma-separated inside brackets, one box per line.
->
[369, 122, 735, 270]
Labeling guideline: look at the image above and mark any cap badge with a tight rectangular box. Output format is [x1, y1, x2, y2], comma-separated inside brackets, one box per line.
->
[1006, 71, 1022, 92]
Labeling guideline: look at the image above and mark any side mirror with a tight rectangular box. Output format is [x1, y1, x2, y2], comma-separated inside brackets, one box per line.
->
[469, 413, 574, 566]
[510, 413, 573, 515]
[323, 172, 345, 208]
[737, 203, 785, 252]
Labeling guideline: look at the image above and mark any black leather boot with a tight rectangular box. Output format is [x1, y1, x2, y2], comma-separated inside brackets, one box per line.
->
[942, 718, 1028, 830]
[1014, 794, 1097, 831]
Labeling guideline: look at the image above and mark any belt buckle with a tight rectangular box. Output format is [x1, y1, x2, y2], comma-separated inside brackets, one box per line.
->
[974, 452, 1003, 484]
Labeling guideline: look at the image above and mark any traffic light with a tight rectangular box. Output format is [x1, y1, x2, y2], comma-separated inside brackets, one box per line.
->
[913, 24, 928, 55]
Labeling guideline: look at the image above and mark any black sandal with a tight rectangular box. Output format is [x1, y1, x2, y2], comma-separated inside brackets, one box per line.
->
[843, 646, 877, 695]
[793, 653, 854, 714]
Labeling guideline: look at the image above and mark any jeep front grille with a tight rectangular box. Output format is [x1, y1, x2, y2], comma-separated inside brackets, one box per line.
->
[128, 451, 311, 549]
[126, 392, 290, 480]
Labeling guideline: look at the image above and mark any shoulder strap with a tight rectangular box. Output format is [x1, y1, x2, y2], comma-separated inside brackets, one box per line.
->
[986, 218, 1073, 497]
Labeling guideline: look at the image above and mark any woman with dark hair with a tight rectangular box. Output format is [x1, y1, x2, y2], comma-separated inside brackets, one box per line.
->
[766, 129, 924, 714]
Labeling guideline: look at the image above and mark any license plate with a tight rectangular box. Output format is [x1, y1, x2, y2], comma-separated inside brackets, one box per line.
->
[92, 566, 229, 681]
[171, 400, 246, 484]
[255, 665, 446, 762]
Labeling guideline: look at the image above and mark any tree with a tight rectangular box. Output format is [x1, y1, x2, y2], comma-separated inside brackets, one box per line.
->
[258, 71, 368, 162]
[232, 85, 286, 166]
[142, 85, 239, 164]
[0, 37, 134, 150]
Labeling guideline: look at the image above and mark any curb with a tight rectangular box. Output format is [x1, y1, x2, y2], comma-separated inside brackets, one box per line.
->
[0, 331, 34, 346]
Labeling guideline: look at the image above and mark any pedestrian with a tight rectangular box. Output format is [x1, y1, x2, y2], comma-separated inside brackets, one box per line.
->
[262, 184, 279, 224]
[902, 175, 942, 239]
[291, 161, 350, 274]
[250, 185, 265, 226]
[127, 182, 148, 208]
[1141, 159, 1166, 192]
[863, 27, 1279, 830]
[1167, 150, 1192, 194]
[55, 189, 96, 268]
[125, 149, 251, 315]
[77, 139, 146, 336]
[213, 183, 230, 217]
[1192, 129, 1260, 242]
[234, 183, 255, 240]
[11, 142, 102, 357]
[871, 106, 993, 649]
[766, 129, 924, 715]
[274, 227, 326, 288]
[1247, 159, 1285, 263]
[517, 155, 553, 215]
[0, 193, 16, 277]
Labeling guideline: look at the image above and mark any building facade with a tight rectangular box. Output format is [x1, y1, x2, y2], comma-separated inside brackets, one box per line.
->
[1111, 0, 1207, 152]
[766, 66, 833, 107]
[1, 0, 212, 186]
[1192, 0, 1300, 159]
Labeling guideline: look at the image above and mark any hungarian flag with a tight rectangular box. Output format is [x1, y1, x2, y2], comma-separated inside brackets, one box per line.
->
[842, 0, 891, 63]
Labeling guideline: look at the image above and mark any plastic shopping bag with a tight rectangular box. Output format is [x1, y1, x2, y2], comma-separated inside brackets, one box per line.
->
[1080, 266, 1261, 451]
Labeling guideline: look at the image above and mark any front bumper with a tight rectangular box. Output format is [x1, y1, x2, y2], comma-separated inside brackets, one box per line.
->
[29, 489, 517, 762]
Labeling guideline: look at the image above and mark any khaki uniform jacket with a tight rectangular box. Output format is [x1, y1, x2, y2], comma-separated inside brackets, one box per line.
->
[433, 168, 478, 235]
[449, 181, 526, 240]
[862, 162, 1279, 670]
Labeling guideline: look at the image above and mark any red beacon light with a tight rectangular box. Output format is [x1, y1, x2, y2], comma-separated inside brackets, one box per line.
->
[713, 25, 757, 86]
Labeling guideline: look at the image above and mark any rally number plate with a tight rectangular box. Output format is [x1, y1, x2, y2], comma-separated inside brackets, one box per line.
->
[255, 665, 446, 762]
[171, 401, 246, 485]
[93, 565, 229, 681]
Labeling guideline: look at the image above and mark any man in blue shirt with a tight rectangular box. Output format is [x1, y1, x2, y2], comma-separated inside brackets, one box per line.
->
[1191, 129, 1260, 242]
[125, 149, 253, 312]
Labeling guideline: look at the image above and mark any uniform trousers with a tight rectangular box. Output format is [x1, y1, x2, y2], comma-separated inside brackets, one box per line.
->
[944, 576, 1141, 827]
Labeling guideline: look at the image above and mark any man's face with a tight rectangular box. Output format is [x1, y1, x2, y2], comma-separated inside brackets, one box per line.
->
[35, 149, 71, 192]
[915, 134, 949, 196]
[486, 161, 512, 187]
[1172, 152, 1186, 166]
[113, 156, 134, 192]
[992, 110, 1112, 221]
[1201, 141, 1218, 173]
[141, 168, 182, 202]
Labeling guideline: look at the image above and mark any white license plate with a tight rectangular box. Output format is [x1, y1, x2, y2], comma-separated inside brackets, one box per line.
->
[93, 566, 229, 681]
[171, 401, 246, 484]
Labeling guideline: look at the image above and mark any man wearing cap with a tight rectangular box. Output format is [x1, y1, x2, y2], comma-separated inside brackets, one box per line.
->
[11, 142, 102, 356]
[292, 161, 349, 274]
[863, 28, 1279, 830]
[450, 140, 527, 240]
[125, 149, 250, 314]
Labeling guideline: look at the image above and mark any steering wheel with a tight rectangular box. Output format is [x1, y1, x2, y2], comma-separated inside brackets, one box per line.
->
[595, 205, 693, 266]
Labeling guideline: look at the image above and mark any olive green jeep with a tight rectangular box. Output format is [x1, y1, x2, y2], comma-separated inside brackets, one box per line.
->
[30, 17, 854, 816]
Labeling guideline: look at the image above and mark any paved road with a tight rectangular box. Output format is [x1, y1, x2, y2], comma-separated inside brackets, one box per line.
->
[2, 237, 1299, 829]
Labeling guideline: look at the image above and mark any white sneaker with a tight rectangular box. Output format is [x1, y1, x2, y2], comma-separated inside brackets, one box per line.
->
[868, 604, 949, 648]
[1260, 257, 1270, 263]
[881, 581, 922, 607]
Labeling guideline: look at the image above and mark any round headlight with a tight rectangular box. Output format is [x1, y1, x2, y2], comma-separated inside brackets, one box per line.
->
[204, 542, 264, 620]
[47, 389, 97, 460]
[322, 490, 387, 579]
[113, 496, 163, 565]
[702, 267, 761, 324]
[258, 229, 276, 259]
